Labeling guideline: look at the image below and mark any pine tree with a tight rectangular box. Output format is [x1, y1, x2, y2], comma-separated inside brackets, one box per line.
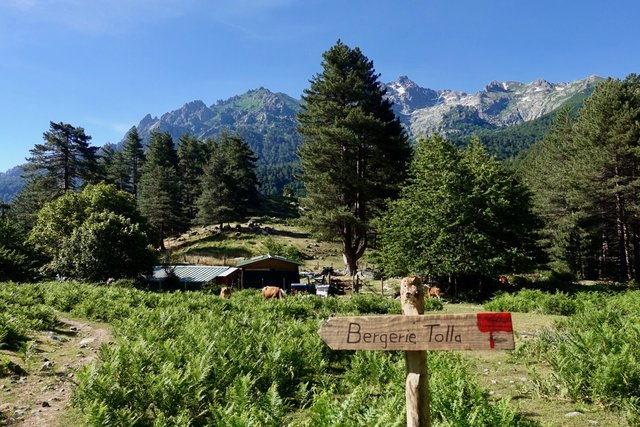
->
[569, 75, 640, 280]
[520, 106, 589, 275]
[520, 74, 640, 280]
[197, 133, 259, 227]
[177, 133, 208, 224]
[221, 132, 260, 218]
[197, 139, 234, 228]
[8, 175, 58, 232]
[99, 144, 129, 191]
[138, 131, 181, 249]
[24, 121, 99, 194]
[297, 40, 411, 275]
[123, 126, 145, 196]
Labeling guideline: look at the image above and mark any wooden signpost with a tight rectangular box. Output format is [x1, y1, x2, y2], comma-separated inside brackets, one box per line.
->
[318, 312, 514, 351]
[318, 276, 515, 427]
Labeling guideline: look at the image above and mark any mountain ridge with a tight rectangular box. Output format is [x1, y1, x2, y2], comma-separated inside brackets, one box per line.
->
[0, 75, 602, 200]
[384, 74, 602, 138]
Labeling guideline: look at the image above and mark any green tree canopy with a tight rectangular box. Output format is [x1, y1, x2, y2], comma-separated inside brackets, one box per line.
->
[28, 183, 154, 280]
[50, 211, 155, 282]
[7, 175, 58, 232]
[99, 144, 130, 191]
[24, 121, 99, 195]
[297, 40, 411, 275]
[521, 74, 640, 280]
[138, 131, 182, 249]
[197, 133, 260, 227]
[377, 135, 536, 286]
[0, 219, 40, 281]
[123, 126, 146, 197]
[178, 133, 208, 225]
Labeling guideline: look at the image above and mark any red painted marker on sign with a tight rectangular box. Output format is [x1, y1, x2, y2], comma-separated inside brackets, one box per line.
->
[477, 312, 513, 348]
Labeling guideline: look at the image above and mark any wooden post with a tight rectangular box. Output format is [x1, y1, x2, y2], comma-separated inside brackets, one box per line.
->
[401, 276, 430, 427]
[318, 282, 514, 427]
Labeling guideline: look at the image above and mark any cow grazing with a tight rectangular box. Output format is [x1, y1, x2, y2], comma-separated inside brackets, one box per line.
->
[426, 286, 442, 300]
[261, 286, 285, 299]
[219, 286, 232, 299]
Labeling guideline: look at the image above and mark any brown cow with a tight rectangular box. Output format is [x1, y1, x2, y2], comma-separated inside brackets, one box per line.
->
[426, 286, 441, 300]
[261, 286, 285, 299]
[219, 286, 232, 299]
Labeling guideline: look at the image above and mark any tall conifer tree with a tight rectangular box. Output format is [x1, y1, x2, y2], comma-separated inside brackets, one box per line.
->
[197, 133, 259, 227]
[123, 126, 145, 197]
[297, 40, 411, 275]
[521, 74, 640, 280]
[178, 134, 208, 224]
[25, 121, 99, 195]
[138, 131, 181, 249]
[99, 145, 129, 191]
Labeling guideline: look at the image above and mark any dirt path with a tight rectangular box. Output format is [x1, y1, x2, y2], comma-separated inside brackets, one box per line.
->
[0, 316, 111, 427]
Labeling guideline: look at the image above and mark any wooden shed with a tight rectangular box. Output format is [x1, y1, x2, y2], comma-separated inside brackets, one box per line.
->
[236, 254, 301, 291]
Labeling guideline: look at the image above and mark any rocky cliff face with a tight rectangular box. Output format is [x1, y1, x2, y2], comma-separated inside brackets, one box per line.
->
[133, 88, 301, 164]
[385, 75, 602, 138]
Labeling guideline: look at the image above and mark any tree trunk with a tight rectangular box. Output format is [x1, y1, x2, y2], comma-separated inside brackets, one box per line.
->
[343, 250, 358, 277]
[614, 163, 632, 280]
[615, 189, 631, 280]
[159, 224, 166, 251]
[633, 226, 640, 280]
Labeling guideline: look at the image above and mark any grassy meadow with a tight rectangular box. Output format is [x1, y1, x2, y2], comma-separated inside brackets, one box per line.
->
[0, 279, 638, 426]
[0, 220, 637, 426]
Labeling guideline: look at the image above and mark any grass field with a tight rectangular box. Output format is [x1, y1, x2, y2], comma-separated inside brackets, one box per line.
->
[163, 220, 366, 274]
[1, 221, 637, 426]
[1, 281, 636, 426]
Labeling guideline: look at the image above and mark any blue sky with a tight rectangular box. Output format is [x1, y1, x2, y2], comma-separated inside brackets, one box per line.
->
[1, 0, 639, 172]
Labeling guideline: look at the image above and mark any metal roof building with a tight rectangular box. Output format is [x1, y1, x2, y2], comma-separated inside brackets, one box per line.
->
[149, 265, 239, 287]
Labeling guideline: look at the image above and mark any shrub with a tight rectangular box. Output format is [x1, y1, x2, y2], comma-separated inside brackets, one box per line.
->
[0, 283, 58, 349]
[484, 289, 577, 315]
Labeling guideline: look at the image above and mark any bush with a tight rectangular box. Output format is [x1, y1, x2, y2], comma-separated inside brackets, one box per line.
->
[484, 289, 577, 315]
[0, 283, 58, 349]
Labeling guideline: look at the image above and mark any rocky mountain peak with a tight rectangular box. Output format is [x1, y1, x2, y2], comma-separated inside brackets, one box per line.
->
[529, 78, 553, 91]
[485, 80, 509, 92]
[386, 76, 441, 114]
[182, 100, 208, 111]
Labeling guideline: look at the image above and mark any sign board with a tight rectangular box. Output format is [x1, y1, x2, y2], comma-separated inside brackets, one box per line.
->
[318, 312, 514, 351]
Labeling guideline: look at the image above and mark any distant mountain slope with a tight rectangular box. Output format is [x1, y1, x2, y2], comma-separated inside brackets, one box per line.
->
[446, 86, 597, 158]
[0, 75, 602, 201]
[385, 75, 602, 140]
[134, 88, 301, 165]
[0, 166, 25, 202]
